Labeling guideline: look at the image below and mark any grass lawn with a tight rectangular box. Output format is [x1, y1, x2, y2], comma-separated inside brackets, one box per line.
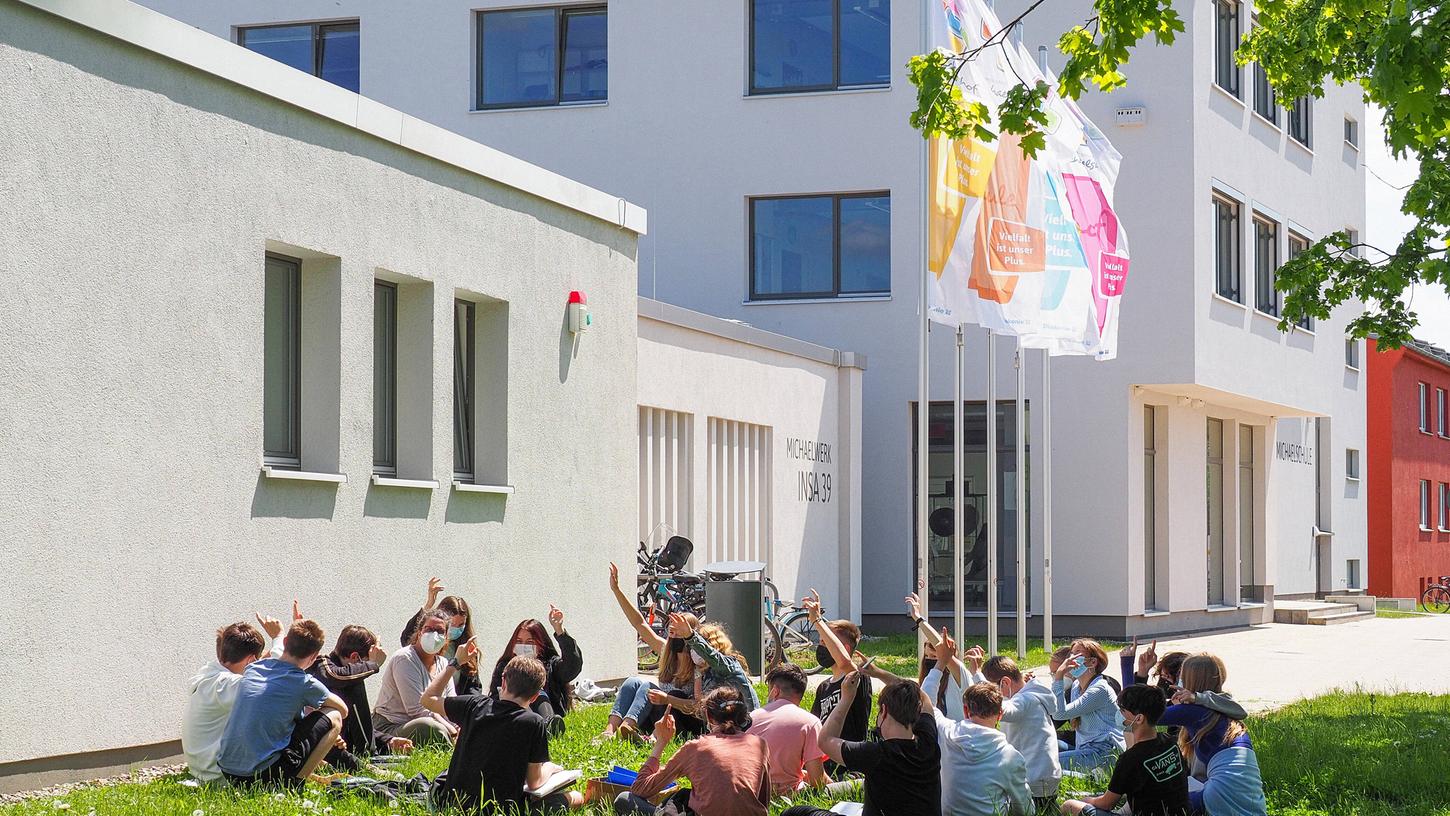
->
[857, 632, 1123, 678]
[1376, 604, 1439, 619]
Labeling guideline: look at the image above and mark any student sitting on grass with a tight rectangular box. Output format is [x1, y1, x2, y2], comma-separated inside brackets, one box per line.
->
[979, 654, 1063, 811]
[922, 631, 1033, 816]
[662, 613, 760, 714]
[1052, 639, 1125, 774]
[617, 686, 771, 816]
[806, 590, 874, 776]
[784, 669, 942, 816]
[1120, 639, 1190, 702]
[601, 562, 699, 744]
[1048, 646, 1077, 750]
[423, 650, 584, 814]
[401, 577, 481, 694]
[183, 614, 285, 783]
[309, 624, 412, 769]
[1162, 654, 1266, 816]
[217, 619, 348, 789]
[374, 610, 457, 747]
[1059, 685, 1190, 816]
[749, 663, 829, 796]
[487, 606, 582, 734]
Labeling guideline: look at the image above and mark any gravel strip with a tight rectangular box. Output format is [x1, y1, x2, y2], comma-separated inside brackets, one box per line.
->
[0, 763, 185, 805]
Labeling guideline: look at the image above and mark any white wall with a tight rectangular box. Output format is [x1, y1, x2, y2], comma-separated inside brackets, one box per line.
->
[0, 0, 638, 765]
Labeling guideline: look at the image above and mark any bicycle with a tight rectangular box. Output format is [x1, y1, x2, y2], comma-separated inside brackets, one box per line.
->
[1421, 576, 1450, 613]
[635, 536, 705, 670]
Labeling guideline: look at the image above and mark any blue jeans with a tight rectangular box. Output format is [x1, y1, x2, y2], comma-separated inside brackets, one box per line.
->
[611, 677, 657, 723]
[1060, 741, 1118, 775]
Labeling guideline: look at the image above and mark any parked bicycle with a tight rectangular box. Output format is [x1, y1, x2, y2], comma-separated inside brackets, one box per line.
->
[1422, 576, 1450, 613]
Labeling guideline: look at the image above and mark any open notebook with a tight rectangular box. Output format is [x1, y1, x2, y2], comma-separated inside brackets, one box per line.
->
[525, 768, 583, 798]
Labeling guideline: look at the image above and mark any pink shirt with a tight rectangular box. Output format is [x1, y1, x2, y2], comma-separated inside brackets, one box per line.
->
[748, 699, 828, 795]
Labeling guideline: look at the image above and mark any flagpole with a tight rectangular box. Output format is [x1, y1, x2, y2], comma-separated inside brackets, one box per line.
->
[916, 0, 932, 662]
[986, 330, 998, 654]
[954, 326, 965, 647]
[1042, 347, 1053, 652]
[1015, 338, 1027, 659]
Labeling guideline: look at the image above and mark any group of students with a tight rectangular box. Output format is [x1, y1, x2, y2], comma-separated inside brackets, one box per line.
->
[181, 569, 1268, 816]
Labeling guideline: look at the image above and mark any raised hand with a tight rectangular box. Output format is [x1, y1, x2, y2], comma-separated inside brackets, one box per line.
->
[964, 644, 985, 673]
[1138, 640, 1159, 676]
[427, 576, 445, 608]
[802, 589, 823, 622]
[609, 562, 620, 589]
[368, 643, 388, 664]
[1121, 637, 1138, 660]
[667, 612, 693, 639]
[933, 627, 956, 665]
[655, 711, 676, 744]
[254, 613, 283, 640]
[905, 593, 923, 619]
[292, 600, 303, 622]
[458, 638, 480, 669]
[840, 670, 863, 700]
[548, 604, 566, 634]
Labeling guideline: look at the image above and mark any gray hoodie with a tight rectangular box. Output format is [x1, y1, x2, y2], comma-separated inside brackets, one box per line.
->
[925, 667, 1062, 798]
[933, 711, 1033, 816]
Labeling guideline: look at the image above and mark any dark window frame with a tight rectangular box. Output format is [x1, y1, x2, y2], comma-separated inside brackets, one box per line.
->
[1253, 214, 1280, 316]
[748, 0, 891, 95]
[1213, 194, 1242, 303]
[373, 280, 398, 476]
[1288, 231, 1312, 330]
[1345, 337, 1359, 369]
[474, 5, 608, 110]
[263, 253, 302, 469]
[1288, 96, 1312, 147]
[748, 191, 891, 301]
[453, 299, 477, 481]
[1214, 0, 1241, 97]
[1252, 62, 1277, 124]
[237, 20, 360, 91]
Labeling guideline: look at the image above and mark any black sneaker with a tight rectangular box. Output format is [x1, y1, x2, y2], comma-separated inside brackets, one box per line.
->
[547, 715, 567, 737]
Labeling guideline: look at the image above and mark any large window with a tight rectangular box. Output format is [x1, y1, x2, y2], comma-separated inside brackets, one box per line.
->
[1438, 388, 1447, 437]
[1250, 17, 1276, 123]
[453, 300, 476, 481]
[1238, 424, 1256, 603]
[476, 6, 607, 109]
[1422, 479, 1433, 529]
[1144, 406, 1158, 610]
[751, 192, 890, 299]
[373, 281, 398, 476]
[239, 21, 360, 93]
[1253, 215, 1279, 316]
[750, 0, 891, 94]
[1420, 382, 1431, 433]
[1288, 232, 1312, 329]
[1214, 194, 1241, 302]
[263, 254, 301, 467]
[1214, 0, 1240, 96]
[1288, 96, 1312, 147]
[1207, 418, 1226, 606]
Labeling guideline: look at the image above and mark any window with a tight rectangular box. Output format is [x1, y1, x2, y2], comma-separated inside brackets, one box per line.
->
[1214, 194, 1241, 302]
[453, 300, 476, 480]
[1288, 231, 1312, 329]
[1214, 0, 1240, 96]
[1438, 388, 1447, 437]
[1345, 337, 1360, 369]
[239, 22, 360, 93]
[1441, 483, 1450, 530]
[1144, 405, 1158, 609]
[1250, 19, 1277, 123]
[476, 6, 606, 109]
[373, 281, 398, 476]
[750, 192, 890, 299]
[1346, 559, 1360, 590]
[1253, 215, 1280, 316]
[263, 254, 301, 468]
[1345, 227, 1362, 257]
[750, 0, 891, 94]
[1345, 448, 1359, 480]
[1422, 479, 1432, 529]
[1207, 418, 1227, 606]
[1344, 117, 1359, 147]
[1238, 424, 1256, 603]
[1420, 382, 1431, 433]
[1288, 96, 1312, 147]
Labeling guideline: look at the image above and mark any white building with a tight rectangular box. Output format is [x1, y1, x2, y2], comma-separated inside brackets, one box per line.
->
[137, 0, 1367, 636]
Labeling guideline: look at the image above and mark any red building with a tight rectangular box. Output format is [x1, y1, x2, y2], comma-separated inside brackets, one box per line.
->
[1367, 338, 1450, 600]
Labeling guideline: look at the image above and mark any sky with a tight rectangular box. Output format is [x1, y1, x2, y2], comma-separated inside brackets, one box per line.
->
[1364, 105, 1450, 350]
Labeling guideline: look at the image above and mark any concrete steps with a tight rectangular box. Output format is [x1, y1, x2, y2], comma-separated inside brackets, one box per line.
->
[1273, 600, 1377, 625]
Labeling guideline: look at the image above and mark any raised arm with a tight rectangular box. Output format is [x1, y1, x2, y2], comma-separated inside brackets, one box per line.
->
[818, 671, 863, 764]
[548, 605, 584, 683]
[906, 593, 943, 648]
[1053, 677, 1113, 719]
[610, 562, 665, 654]
[803, 589, 852, 669]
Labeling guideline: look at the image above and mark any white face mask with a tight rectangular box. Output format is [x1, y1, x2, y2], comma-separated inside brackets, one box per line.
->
[513, 643, 538, 658]
[691, 652, 707, 668]
[420, 631, 447, 655]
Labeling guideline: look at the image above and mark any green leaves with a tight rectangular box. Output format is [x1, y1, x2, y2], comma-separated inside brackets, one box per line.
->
[907, 50, 996, 142]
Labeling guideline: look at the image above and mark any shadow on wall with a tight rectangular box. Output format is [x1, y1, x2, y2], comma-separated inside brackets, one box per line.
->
[559, 301, 579, 383]
[445, 490, 507, 525]
[364, 484, 433, 519]
[250, 473, 339, 519]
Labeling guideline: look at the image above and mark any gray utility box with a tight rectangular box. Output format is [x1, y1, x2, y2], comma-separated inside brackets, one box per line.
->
[704, 579, 762, 677]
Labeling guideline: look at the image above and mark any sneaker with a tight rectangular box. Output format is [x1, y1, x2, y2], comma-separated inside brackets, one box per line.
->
[547, 715, 567, 737]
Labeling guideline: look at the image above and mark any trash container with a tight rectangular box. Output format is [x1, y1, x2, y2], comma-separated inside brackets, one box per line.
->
[704, 579, 762, 676]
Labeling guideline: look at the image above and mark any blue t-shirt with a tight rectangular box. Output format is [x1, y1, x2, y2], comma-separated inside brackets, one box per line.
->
[218, 658, 329, 776]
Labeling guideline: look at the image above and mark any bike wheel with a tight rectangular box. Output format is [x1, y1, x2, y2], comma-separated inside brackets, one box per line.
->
[762, 616, 784, 674]
[778, 611, 823, 670]
[1422, 586, 1450, 614]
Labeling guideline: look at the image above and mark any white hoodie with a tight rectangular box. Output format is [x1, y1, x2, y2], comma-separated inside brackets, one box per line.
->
[181, 637, 282, 782]
[994, 677, 1062, 798]
[934, 711, 1033, 816]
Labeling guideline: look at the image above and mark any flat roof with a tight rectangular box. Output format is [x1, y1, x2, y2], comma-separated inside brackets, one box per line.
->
[639, 297, 866, 370]
[1405, 337, 1450, 372]
[14, 0, 646, 235]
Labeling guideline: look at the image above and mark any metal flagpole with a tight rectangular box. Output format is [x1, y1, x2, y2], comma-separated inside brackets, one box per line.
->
[916, 0, 932, 661]
[954, 326, 966, 646]
[986, 330, 998, 653]
[1015, 338, 1027, 659]
[1042, 348, 1053, 652]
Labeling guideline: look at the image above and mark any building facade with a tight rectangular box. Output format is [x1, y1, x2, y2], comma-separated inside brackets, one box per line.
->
[1367, 338, 1450, 600]
[138, 0, 1367, 635]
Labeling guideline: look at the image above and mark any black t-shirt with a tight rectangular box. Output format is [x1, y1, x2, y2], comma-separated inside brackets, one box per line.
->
[438, 695, 550, 814]
[812, 674, 873, 743]
[839, 713, 942, 816]
[1108, 732, 1190, 816]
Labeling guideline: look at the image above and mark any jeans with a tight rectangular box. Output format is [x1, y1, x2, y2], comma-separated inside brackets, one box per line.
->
[612, 792, 657, 815]
[377, 715, 451, 749]
[1060, 740, 1118, 775]
[611, 677, 657, 723]
[780, 808, 836, 816]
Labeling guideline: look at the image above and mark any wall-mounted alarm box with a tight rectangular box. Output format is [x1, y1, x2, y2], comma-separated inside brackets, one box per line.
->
[568, 290, 591, 333]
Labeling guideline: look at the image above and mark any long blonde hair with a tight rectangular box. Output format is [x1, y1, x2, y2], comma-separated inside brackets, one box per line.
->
[1177, 653, 1245, 757]
[698, 622, 750, 675]
[657, 612, 700, 686]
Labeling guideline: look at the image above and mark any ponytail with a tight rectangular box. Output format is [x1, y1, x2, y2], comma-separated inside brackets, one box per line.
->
[702, 686, 750, 734]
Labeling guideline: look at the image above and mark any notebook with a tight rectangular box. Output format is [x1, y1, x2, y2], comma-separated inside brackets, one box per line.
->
[525, 768, 583, 798]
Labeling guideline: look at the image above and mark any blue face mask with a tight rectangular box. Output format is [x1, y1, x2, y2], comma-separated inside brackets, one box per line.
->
[1068, 659, 1090, 679]
[447, 625, 465, 641]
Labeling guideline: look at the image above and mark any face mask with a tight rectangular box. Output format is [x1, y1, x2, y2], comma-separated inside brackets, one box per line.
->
[1175, 678, 1184, 689]
[419, 631, 447, 655]
[691, 652, 707, 668]
[815, 645, 834, 668]
[447, 625, 465, 641]
[1068, 659, 1090, 679]
[513, 643, 537, 658]
[1122, 716, 1137, 730]
[667, 637, 687, 654]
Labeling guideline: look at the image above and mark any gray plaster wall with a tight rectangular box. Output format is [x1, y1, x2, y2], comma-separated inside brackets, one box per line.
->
[0, 1, 638, 764]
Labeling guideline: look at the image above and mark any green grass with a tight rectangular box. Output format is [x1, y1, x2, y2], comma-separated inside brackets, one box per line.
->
[856, 632, 1123, 678]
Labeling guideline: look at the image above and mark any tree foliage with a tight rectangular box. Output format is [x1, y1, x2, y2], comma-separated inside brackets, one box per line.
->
[909, 0, 1449, 346]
